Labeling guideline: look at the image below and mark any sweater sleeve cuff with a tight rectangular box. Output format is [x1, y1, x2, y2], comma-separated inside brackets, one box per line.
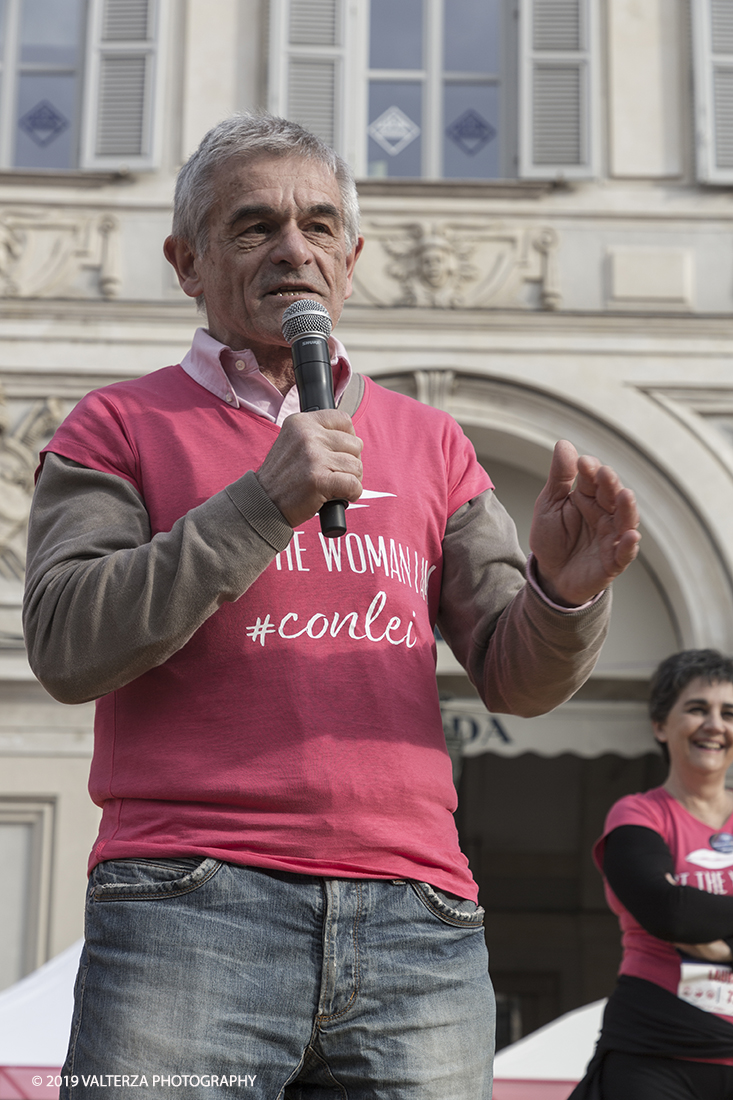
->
[225, 470, 292, 553]
[526, 552, 605, 613]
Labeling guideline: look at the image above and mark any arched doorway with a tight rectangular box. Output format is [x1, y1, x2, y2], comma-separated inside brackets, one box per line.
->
[377, 367, 733, 1042]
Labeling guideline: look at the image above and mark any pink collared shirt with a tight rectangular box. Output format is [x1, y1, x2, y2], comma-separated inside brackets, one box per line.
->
[180, 327, 352, 425]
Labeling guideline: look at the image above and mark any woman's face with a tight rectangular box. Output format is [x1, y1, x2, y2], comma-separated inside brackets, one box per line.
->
[654, 678, 733, 778]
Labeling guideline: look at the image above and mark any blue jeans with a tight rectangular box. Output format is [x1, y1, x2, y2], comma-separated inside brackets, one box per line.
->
[61, 859, 493, 1099]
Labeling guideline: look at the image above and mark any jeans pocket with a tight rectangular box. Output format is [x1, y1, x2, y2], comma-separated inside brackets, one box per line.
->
[410, 881, 485, 928]
[90, 856, 222, 902]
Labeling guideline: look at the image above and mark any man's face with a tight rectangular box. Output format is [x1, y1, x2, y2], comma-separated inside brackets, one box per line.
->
[168, 154, 363, 355]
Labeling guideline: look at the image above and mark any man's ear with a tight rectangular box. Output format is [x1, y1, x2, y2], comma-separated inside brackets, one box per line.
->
[164, 236, 204, 299]
[343, 235, 365, 301]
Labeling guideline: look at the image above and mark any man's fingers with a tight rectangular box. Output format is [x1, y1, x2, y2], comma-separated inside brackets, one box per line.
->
[613, 486, 640, 532]
[256, 408, 364, 526]
[308, 407, 359, 435]
[577, 461, 639, 529]
[543, 440, 580, 500]
[614, 528, 641, 570]
[575, 453, 605, 499]
[323, 467, 363, 505]
[300, 409, 363, 453]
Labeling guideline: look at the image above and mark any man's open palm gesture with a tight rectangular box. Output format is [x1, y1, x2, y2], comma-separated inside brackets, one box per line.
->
[530, 440, 641, 607]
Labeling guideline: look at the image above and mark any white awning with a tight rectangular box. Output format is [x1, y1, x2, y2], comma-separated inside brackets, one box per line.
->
[441, 699, 654, 759]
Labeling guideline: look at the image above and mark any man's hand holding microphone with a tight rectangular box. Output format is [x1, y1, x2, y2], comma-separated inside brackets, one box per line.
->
[255, 299, 363, 537]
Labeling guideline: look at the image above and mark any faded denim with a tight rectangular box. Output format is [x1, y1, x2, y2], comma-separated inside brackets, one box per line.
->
[61, 859, 494, 1099]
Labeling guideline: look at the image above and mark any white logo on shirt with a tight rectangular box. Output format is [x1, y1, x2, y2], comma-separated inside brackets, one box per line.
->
[684, 849, 733, 870]
[348, 488, 396, 510]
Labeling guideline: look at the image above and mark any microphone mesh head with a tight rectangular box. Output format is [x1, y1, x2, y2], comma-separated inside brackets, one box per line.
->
[281, 299, 333, 344]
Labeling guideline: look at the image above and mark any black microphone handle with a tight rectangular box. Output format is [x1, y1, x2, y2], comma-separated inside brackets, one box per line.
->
[291, 334, 347, 539]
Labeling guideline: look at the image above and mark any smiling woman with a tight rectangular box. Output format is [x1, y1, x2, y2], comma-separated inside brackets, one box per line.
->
[570, 650, 733, 1100]
[654, 679, 733, 790]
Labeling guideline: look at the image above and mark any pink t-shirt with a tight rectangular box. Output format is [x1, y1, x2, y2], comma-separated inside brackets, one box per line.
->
[595, 786, 733, 1041]
[43, 368, 492, 899]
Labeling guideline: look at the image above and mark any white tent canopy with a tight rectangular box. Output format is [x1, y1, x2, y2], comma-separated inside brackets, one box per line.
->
[0, 940, 80, 1066]
[494, 998, 604, 1084]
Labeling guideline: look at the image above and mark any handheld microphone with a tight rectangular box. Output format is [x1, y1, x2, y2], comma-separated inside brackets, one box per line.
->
[281, 298, 347, 539]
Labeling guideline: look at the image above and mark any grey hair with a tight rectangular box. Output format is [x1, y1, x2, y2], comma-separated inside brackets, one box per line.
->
[171, 112, 360, 255]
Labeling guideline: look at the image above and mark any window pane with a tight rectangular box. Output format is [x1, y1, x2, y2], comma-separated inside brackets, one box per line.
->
[20, 0, 84, 65]
[370, 0, 423, 70]
[368, 82, 422, 177]
[14, 72, 79, 168]
[444, 0, 501, 73]
[443, 83, 500, 178]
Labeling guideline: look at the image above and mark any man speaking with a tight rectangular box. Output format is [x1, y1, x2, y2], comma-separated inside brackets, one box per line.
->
[23, 113, 639, 1099]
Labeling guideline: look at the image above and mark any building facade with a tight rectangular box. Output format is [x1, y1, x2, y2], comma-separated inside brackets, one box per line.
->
[1, 0, 732, 1043]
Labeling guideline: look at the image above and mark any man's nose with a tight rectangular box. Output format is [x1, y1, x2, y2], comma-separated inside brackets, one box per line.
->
[270, 222, 312, 267]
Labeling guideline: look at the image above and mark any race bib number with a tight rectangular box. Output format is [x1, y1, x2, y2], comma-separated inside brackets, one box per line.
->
[678, 960, 733, 1016]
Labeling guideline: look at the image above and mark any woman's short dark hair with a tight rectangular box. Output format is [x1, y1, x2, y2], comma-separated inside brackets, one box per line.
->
[649, 649, 733, 764]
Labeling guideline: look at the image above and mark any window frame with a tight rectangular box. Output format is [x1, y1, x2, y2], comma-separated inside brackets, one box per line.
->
[363, 0, 506, 180]
[692, 0, 733, 184]
[271, 0, 598, 183]
[0, 0, 167, 175]
[517, 0, 601, 180]
[0, 0, 86, 170]
[0, 799, 55, 988]
[80, 0, 168, 172]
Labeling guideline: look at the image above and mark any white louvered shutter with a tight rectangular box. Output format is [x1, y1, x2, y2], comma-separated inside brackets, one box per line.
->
[81, 0, 165, 170]
[693, 0, 733, 183]
[519, 0, 599, 179]
[268, 0, 346, 153]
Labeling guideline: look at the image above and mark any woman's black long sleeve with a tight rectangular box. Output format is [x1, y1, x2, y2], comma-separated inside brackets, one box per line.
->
[603, 824, 733, 944]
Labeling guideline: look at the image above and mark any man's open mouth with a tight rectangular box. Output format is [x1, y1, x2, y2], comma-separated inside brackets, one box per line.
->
[268, 287, 317, 297]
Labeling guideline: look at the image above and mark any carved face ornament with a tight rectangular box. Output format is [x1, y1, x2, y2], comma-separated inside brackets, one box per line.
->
[417, 239, 456, 288]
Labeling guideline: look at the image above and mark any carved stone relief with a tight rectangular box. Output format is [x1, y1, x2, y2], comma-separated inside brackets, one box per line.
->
[0, 207, 121, 299]
[352, 221, 560, 310]
[414, 369, 455, 410]
[0, 388, 65, 647]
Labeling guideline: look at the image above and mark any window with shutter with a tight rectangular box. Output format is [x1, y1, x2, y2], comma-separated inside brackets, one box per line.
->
[0, 0, 165, 173]
[693, 0, 733, 183]
[518, 0, 599, 179]
[270, 0, 516, 180]
[81, 0, 167, 170]
[268, 0, 345, 154]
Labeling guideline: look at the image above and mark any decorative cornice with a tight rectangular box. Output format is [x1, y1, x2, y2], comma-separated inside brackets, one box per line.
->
[0, 169, 128, 189]
[0, 297, 198, 323]
[356, 179, 556, 200]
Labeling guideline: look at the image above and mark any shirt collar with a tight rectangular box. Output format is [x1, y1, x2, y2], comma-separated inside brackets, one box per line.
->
[180, 327, 352, 426]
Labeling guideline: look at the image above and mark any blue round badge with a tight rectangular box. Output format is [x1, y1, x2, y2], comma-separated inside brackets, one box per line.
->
[710, 833, 733, 853]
